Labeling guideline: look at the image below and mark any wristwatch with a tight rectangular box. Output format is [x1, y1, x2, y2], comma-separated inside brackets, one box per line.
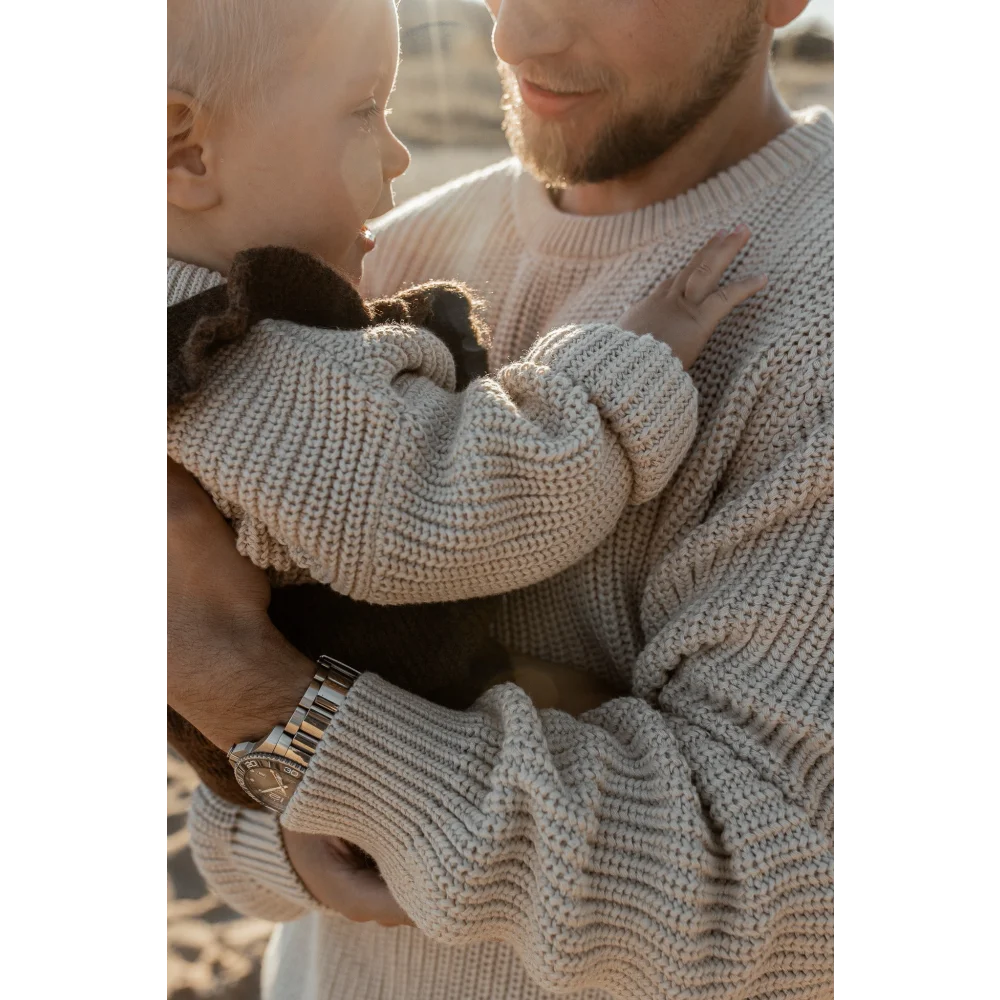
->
[227, 655, 362, 813]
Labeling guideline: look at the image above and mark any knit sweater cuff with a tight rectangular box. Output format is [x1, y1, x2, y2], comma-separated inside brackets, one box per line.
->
[187, 784, 316, 923]
[282, 673, 544, 943]
[522, 324, 697, 504]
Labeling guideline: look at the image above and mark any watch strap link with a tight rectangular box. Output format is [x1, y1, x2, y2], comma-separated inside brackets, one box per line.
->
[276, 655, 362, 767]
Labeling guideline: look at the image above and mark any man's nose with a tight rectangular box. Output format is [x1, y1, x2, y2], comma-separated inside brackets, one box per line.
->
[489, 0, 576, 66]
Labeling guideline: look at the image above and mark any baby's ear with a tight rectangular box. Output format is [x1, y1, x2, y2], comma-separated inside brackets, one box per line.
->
[167, 89, 220, 212]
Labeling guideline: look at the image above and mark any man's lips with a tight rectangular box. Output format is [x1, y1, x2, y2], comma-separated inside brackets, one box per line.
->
[358, 226, 375, 253]
[517, 77, 601, 118]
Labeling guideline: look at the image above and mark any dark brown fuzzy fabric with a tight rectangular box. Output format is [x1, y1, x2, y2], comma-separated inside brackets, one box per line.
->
[168, 247, 504, 810]
[168, 245, 490, 408]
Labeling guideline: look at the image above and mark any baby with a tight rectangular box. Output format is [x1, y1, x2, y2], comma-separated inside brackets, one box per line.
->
[167, 0, 766, 805]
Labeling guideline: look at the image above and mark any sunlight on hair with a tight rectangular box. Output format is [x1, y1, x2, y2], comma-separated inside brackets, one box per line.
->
[167, 0, 343, 118]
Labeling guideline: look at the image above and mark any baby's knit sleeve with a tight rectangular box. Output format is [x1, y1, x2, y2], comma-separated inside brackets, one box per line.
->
[167, 317, 696, 604]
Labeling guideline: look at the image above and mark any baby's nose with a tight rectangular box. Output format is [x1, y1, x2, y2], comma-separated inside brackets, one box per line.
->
[384, 133, 411, 183]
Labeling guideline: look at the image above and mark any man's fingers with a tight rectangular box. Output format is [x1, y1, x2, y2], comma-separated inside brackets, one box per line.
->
[700, 273, 768, 328]
[167, 458, 237, 596]
[348, 869, 414, 927]
[333, 847, 412, 926]
[165, 460, 274, 640]
[285, 832, 415, 927]
[682, 224, 752, 305]
[333, 864, 414, 926]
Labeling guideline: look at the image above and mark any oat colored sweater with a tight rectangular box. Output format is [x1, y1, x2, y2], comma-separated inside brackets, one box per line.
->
[167, 260, 696, 599]
[187, 106, 834, 1000]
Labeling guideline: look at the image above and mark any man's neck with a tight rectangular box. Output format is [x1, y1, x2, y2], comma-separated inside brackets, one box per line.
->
[558, 70, 795, 218]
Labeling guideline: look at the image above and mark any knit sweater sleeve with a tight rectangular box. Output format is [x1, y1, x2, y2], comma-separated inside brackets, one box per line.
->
[167, 317, 696, 604]
[261, 415, 834, 999]
[179, 348, 834, 996]
[185, 784, 316, 923]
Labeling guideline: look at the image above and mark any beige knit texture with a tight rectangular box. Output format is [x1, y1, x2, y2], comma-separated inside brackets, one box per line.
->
[187, 107, 833, 1000]
[167, 263, 697, 602]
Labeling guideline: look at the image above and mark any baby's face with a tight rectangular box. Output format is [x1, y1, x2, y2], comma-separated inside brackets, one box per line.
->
[208, 0, 409, 283]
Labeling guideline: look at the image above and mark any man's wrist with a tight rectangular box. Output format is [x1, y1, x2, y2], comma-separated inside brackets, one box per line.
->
[175, 620, 319, 752]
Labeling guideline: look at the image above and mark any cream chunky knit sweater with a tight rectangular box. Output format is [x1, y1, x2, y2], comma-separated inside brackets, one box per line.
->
[186, 107, 833, 1000]
[167, 263, 697, 598]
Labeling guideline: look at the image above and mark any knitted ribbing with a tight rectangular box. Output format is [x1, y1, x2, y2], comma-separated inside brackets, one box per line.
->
[167, 267, 697, 603]
[187, 106, 834, 1000]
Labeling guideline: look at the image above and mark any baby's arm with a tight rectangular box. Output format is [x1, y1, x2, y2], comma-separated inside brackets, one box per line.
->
[168, 233, 760, 605]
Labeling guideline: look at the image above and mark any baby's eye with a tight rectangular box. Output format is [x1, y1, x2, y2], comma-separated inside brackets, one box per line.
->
[354, 103, 383, 132]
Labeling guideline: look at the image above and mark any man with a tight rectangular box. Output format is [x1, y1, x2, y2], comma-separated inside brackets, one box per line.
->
[168, 0, 833, 996]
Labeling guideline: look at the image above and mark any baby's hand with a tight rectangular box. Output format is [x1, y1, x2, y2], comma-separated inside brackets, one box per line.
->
[617, 224, 767, 369]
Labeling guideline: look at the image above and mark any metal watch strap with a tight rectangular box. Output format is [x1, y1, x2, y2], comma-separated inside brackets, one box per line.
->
[271, 655, 362, 768]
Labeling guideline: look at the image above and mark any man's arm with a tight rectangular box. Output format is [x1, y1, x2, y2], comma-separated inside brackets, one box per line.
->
[277, 433, 833, 998]
[172, 418, 834, 997]
[167, 457, 310, 752]
[170, 461, 614, 927]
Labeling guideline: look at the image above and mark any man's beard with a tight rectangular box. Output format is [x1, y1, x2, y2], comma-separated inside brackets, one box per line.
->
[500, 6, 764, 188]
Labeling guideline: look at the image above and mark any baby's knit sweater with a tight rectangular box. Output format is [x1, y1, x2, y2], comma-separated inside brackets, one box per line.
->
[167, 263, 696, 599]
[186, 107, 834, 1000]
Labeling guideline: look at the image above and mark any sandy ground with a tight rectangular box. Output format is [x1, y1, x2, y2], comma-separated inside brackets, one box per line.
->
[168, 750, 274, 1000]
[167, 59, 832, 1000]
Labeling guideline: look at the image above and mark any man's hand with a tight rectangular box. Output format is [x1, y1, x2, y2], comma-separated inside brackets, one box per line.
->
[617, 224, 767, 369]
[282, 830, 415, 927]
[169, 459, 413, 927]
[167, 458, 315, 751]
[489, 652, 621, 716]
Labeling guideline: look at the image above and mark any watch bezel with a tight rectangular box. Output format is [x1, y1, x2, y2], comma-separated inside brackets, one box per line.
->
[233, 752, 307, 811]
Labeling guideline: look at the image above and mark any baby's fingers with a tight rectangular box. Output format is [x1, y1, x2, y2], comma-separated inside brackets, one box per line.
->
[682, 224, 752, 304]
[700, 273, 768, 329]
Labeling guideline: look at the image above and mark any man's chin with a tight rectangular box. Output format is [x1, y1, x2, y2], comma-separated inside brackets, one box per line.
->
[505, 111, 597, 188]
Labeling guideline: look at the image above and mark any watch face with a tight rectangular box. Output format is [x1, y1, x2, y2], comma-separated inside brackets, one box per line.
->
[234, 754, 305, 810]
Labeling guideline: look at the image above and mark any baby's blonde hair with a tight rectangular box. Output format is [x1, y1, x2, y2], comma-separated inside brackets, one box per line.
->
[168, 0, 293, 118]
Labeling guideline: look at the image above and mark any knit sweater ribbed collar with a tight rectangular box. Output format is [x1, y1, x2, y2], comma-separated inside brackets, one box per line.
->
[512, 105, 833, 260]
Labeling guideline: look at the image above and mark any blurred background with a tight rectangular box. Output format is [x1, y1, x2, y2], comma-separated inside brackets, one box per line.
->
[168, 3, 833, 998]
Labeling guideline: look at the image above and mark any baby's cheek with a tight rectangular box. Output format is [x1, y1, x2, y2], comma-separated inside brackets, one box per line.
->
[339, 133, 384, 223]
